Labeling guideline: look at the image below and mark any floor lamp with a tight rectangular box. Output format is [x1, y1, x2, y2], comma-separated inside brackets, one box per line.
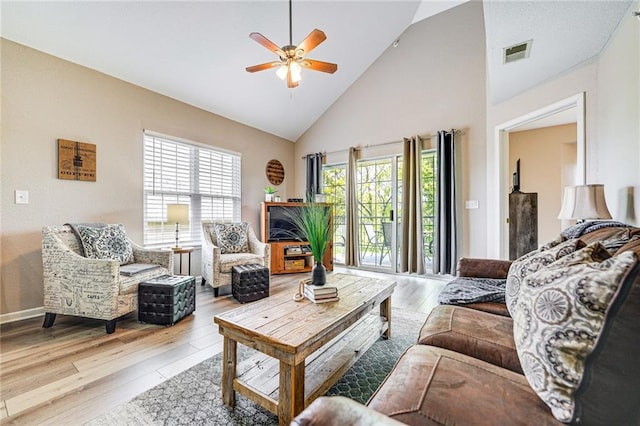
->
[167, 204, 189, 250]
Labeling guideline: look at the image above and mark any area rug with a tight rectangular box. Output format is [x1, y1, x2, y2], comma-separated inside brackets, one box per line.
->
[88, 308, 427, 426]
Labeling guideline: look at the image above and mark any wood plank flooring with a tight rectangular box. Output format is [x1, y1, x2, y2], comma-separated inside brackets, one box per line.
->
[0, 267, 447, 425]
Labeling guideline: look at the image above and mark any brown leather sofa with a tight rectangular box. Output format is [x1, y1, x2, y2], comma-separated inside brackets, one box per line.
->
[293, 226, 640, 425]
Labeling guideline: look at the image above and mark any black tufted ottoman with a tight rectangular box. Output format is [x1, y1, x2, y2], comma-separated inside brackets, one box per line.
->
[138, 275, 196, 325]
[231, 264, 270, 303]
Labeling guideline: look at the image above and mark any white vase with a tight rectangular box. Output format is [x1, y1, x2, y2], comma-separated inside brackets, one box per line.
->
[265, 194, 273, 202]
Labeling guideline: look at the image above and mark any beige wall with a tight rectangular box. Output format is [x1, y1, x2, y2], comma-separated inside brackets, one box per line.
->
[294, 1, 487, 259]
[1, 39, 294, 316]
[509, 124, 577, 244]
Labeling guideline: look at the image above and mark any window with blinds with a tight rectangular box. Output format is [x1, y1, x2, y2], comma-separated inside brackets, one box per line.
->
[143, 132, 241, 247]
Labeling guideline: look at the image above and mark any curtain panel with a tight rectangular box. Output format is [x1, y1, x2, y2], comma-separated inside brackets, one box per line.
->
[305, 152, 324, 201]
[345, 147, 360, 266]
[433, 130, 458, 275]
[400, 136, 425, 274]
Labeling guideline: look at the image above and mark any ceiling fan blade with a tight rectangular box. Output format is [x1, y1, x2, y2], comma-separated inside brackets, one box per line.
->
[301, 59, 337, 74]
[246, 61, 282, 73]
[296, 29, 326, 56]
[249, 32, 285, 58]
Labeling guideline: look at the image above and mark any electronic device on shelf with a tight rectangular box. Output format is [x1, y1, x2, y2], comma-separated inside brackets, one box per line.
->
[287, 198, 303, 202]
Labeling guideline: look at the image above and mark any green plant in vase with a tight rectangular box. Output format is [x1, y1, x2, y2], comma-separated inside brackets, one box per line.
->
[264, 186, 278, 202]
[285, 202, 333, 285]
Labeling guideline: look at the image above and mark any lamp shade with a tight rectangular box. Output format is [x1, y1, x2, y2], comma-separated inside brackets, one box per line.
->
[557, 184, 612, 220]
[167, 204, 189, 224]
[557, 186, 577, 219]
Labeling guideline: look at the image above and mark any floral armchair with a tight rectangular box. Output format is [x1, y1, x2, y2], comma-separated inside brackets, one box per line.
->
[201, 222, 270, 297]
[42, 225, 173, 334]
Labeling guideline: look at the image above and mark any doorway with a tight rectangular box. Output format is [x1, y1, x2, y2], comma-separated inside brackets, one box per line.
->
[490, 93, 586, 258]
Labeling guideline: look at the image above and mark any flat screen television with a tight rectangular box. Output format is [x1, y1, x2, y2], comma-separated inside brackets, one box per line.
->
[267, 205, 306, 241]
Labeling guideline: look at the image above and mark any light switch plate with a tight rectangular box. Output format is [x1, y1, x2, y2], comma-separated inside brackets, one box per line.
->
[15, 190, 29, 204]
[465, 200, 479, 209]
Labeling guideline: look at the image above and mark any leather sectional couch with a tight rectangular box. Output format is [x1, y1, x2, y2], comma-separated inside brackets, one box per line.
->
[293, 225, 640, 425]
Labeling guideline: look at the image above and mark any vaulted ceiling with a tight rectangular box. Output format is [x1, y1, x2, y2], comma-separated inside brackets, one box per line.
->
[1, 1, 633, 141]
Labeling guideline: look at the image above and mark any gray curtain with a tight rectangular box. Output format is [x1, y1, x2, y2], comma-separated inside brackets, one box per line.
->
[400, 136, 425, 274]
[345, 147, 360, 266]
[305, 152, 324, 201]
[433, 130, 458, 275]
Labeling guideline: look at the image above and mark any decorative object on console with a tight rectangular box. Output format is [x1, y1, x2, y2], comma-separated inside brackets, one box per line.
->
[245, 0, 337, 88]
[167, 204, 189, 249]
[264, 185, 277, 202]
[558, 184, 612, 222]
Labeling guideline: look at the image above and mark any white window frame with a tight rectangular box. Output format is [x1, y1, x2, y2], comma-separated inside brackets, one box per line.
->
[143, 131, 241, 248]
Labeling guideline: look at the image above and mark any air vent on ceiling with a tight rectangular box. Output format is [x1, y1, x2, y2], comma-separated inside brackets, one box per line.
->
[503, 40, 532, 64]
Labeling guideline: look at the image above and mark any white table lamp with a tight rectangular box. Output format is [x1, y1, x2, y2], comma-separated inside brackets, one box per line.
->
[558, 184, 612, 222]
[167, 204, 189, 249]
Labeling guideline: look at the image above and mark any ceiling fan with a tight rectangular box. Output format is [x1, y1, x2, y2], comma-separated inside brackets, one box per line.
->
[245, 0, 337, 88]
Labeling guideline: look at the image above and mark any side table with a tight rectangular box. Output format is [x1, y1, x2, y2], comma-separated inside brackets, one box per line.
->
[172, 247, 194, 275]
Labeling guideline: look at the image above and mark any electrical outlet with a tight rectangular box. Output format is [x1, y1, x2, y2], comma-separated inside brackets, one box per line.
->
[465, 200, 479, 209]
[15, 190, 29, 204]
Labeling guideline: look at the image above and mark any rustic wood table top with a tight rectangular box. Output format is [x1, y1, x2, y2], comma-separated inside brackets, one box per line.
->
[214, 273, 397, 425]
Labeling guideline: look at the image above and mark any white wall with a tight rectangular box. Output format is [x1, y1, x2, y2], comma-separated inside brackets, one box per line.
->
[1, 39, 294, 316]
[295, 1, 487, 259]
[596, 1, 640, 224]
[487, 1, 639, 257]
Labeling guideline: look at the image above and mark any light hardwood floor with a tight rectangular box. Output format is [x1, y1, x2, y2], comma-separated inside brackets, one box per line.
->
[0, 268, 447, 425]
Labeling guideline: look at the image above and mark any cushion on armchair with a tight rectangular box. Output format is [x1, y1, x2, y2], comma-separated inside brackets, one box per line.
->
[213, 222, 250, 254]
[75, 223, 134, 265]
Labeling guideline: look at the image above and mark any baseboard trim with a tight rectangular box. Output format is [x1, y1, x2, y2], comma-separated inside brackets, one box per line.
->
[0, 306, 44, 325]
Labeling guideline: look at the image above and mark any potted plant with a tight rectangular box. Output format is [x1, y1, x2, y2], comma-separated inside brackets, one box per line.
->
[285, 202, 333, 285]
[264, 186, 277, 202]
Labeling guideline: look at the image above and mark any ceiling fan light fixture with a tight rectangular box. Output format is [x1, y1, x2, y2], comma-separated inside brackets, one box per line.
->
[276, 65, 288, 80]
[290, 61, 302, 81]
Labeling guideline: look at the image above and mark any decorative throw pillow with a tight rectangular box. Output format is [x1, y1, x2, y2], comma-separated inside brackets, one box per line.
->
[547, 242, 611, 269]
[76, 224, 135, 265]
[506, 238, 585, 315]
[512, 251, 636, 422]
[213, 222, 250, 254]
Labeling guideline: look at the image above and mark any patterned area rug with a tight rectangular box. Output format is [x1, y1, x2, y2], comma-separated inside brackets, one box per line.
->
[88, 308, 427, 426]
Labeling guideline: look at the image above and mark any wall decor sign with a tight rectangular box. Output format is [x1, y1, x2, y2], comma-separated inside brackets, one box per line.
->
[58, 139, 97, 181]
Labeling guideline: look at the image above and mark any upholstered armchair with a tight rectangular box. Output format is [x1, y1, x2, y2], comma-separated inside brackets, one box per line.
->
[201, 222, 270, 297]
[42, 225, 173, 334]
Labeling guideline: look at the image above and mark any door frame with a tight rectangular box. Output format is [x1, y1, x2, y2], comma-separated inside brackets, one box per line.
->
[489, 92, 586, 259]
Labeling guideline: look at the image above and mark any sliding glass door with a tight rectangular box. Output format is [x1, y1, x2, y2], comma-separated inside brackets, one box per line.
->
[322, 149, 436, 274]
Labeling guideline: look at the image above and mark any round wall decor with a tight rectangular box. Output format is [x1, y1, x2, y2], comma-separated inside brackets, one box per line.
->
[266, 159, 285, 185]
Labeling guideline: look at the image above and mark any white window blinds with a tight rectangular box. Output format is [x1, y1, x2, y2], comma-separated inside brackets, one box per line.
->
[143, 132, 241, 247]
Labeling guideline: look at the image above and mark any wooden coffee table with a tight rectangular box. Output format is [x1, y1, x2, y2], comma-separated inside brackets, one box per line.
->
[213, 273, 396, 425]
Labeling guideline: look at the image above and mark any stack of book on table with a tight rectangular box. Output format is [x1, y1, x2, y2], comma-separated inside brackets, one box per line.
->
[304, 284, 339, 303]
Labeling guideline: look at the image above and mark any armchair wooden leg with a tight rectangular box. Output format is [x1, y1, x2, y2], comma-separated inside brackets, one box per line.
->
[214, 287, 219, 297]
[42, 313, 56, 328]
[201, 277, 206, 286]
[105, 319, 117, 334]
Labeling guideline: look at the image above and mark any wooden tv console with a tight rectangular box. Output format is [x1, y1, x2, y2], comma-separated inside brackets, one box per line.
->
[260, 202, 333, 275]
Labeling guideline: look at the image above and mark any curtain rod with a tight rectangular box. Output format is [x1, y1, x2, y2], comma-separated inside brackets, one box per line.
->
[301, 129, 464, 159]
